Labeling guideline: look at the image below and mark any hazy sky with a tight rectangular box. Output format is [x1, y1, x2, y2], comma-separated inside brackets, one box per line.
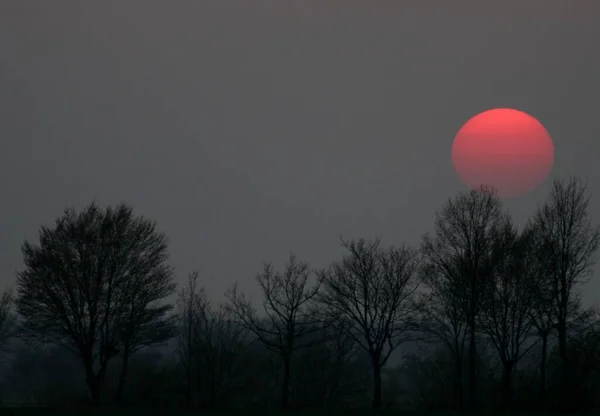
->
[1, 1, 599, 307]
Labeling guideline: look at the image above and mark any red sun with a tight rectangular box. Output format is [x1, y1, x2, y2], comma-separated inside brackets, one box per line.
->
[451, 108, 555, 199]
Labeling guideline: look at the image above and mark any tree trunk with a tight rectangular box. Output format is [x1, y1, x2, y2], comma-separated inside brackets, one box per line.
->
[454, 351, 464, 411]
[85, 367, 105, 406]
[209, 365, 217, 408]
[185, 355, 192, 408]
[539, 332, 548, 406]
[185, 372, 191, 408]
[87, 374, 102, 406]
[196, 361, 203, 407]
[468, 318, 477, 412]
[501, 361, 514, 410]
[223, 358, 235, 407]
[557, 323, 571, 412]
[115, 346, 131, 405]
[371, 357, 382, 411]
[83, 352, 109, 407]
[281, 351, 291, 409]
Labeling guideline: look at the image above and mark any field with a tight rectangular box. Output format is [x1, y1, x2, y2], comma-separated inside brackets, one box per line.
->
[0, 410, 395, 416]
[0, 409, 469, 416]
[0, 409, 575, 416]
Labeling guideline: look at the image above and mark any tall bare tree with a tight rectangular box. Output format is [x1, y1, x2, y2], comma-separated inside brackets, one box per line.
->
[531, 177, 600, 409]
[225, 253, 322, 409]
[15, 203, 175, 405]
[175, 270, 208, 408]
[478, 223, 540, 408]
[421, 187, 508, 412]
[317, 237, 422, 410]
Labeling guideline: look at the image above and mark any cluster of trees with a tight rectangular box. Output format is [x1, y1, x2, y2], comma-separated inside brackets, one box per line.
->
[0, 176, 599, 414]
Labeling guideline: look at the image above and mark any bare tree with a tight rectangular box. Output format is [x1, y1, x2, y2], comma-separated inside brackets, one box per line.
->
[225, 253, 322, 409]
[175, 270, 208, 408]
[478, 223, 540, 408]
[525, 217, 584, 407]
[317, 237, 422, 410]
[196, 303, 250, 407]
[15, 202, 175, 406]
[531, 177, 600, 410]
[421, 187, 508, 412]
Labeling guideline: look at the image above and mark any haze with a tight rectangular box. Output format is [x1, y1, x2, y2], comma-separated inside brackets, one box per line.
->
[1, 0, 599, 309]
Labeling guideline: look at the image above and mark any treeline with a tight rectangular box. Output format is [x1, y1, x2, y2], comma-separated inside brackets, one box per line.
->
[0, 176, 599, 413]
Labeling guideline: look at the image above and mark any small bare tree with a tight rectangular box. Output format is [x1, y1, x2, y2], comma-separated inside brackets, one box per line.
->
[225, 253, 322, 409]
[531, 177, 600, 409]
[317, 237, 422, 410]
[421, 186, 508, 412]
[175, 270, 208, 408]
[196, 303, 249, 407]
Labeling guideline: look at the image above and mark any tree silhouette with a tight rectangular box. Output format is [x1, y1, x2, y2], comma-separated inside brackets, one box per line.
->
[225, 253, 322, 409]
[419, 259, 470, 411]
[421, 187, 508, 412]
[478, 223, 540, 408]
[7, 177, 600, 413]
[195, 303, 249, 407]
[317, 237, 422, 411]
[531, 177, 600, 411]
[526, 230, 557, 407]
[175, 270, 208, 408]
[15, 202, 175, 405]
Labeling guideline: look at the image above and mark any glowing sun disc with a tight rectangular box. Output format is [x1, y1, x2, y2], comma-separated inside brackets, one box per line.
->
[451, 108, 555, 198]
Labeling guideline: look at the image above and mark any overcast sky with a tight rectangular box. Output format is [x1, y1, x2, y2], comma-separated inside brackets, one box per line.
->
[1, 0, 599, 308]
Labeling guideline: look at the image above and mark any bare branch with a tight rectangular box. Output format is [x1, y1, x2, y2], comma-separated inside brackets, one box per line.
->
[224, 253, 323, 408]
[420, 186, 509, 411]
[317, 237, 422, 410]
[530, 176, 600, 405]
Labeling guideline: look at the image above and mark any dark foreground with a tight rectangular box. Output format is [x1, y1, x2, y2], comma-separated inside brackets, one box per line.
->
[0, 408, 590, 416]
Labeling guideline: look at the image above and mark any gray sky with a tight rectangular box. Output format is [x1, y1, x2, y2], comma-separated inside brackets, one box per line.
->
[1, 0, 599, 307]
